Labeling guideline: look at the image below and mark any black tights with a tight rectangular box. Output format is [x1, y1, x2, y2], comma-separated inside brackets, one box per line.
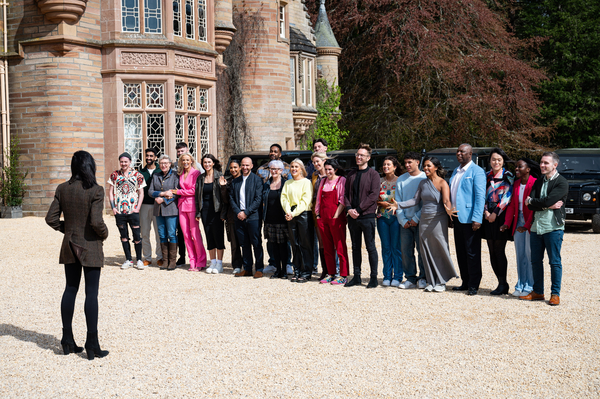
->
[487, 239, 508, 285]
[61, 262, 101, 334]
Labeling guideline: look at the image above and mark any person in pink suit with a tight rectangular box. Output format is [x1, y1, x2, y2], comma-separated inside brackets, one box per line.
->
[172, 152, 207, 271]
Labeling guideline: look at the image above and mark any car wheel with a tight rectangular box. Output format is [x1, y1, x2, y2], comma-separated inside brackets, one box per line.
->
[591, 214, 600, 233]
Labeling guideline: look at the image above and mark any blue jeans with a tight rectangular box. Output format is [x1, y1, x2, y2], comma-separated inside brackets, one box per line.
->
[156, 215, 178, 243]
[400, 224, 424, 283]
[514, 212, 533, 293]
[530, 229, 563, 296]
[377, 216, 402, 281]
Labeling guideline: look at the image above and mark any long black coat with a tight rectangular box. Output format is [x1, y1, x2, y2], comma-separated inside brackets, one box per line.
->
[45, 180, 109, 267]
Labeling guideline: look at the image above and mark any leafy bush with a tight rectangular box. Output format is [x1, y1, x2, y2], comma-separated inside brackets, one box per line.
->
[1, 138, 28, 207]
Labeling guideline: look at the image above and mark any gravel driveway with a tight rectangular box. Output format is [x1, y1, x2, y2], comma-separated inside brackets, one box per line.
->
[1, 216, 598, 398]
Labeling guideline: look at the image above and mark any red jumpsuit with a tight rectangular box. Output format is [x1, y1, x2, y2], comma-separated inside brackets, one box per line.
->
[316, 179, 349, 277]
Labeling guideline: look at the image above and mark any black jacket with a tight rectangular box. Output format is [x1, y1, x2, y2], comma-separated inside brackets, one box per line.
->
[229, 172, 263, 221]
[527, 172, 569, 227]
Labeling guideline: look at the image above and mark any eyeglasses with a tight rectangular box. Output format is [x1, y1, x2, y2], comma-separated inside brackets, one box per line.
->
[159, 162, 171, 165]
[269, 168, 282, 172]
[355, 153, 369, 158]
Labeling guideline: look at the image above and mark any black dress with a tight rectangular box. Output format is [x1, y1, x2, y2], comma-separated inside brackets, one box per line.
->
[201, 182, 225, 250]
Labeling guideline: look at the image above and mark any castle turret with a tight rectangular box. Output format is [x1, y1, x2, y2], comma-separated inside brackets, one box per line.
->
[314, 0, 341, 86]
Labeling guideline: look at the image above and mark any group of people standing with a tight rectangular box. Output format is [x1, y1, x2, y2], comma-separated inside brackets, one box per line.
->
[44, 140, 569, 360]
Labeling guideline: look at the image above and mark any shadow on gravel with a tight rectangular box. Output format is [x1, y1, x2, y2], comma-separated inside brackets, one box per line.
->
[0, 324, 62, 355]
[565, 221, 595, 234]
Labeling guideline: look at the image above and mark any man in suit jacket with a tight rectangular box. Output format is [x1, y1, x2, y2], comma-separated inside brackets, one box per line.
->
[229, 157, 264, 277]
[522, 152, 568, 306]
[449, 144, 486, 295]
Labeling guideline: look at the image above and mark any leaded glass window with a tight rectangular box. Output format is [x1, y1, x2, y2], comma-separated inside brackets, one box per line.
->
[146, 114, 165, 156]
[175, 114, 185, 143]
[279, 5, 286, 38]
[124, 83, 141, 108]
[173, 0, 182, 36]
[185, 0, 194, 39]
[290, 58, 295, 105]
[121, 0, 140, 33]
[187, 87, 196, 111]
[307, 59, 313, 107]
[146, 83, 164, 108]
[301, 58, 306, 105]
[198, 0, 207, 42]
[198, 88, 208, 112]
[199, 117, 209, 157]
[124, 113, 143, 168]
[144, 0, 162, 34]
[175, 85, 183, 110]
[187, 116, 197, 157]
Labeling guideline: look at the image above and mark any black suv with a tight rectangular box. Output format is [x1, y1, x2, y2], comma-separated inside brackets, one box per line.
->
[555, 149, 600, 233]
[425, 147, 494, 182]
[225, 148, 398, 176]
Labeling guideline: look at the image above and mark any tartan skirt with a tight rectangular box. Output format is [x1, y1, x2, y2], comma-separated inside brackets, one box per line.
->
[264, 222, 289, 243]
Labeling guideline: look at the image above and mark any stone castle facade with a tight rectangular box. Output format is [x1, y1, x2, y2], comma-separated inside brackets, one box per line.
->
[2, 0, 339, 216]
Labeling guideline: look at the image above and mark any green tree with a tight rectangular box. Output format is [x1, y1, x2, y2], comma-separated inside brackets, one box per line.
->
[516, 0, 600, 147]
[301, 78, 348, 151]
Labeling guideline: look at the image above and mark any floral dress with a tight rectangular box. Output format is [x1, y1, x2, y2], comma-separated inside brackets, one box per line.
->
[377, 177, 397, 219]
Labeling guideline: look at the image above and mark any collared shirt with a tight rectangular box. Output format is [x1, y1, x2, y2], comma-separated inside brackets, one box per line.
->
[239, 174, 249, 211]
[108, 169, 146, 214]
[531, 171, 563, 235]
[450, 160, 473, 207]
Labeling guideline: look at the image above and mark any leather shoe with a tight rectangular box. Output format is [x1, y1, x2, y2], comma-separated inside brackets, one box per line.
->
[549, 294, 560, 306]
[253, 271, 263, 279]
[235, 270, 252, 277]
[344, 276, 362, 287]
[366, 278, 378, 289]
[452, 285, 468, 291]
[520, 292, 544, 301]
[467, 287, 478, 296]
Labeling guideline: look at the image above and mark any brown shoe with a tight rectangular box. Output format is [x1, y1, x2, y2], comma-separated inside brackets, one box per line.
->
[253, 271, 263, 279]
[143, 260, 152, 266]
[520, 292, 545, 301]
[235, 270, 252, 277]
[549, 295, 560, 306]
[157, 259, 164, 267]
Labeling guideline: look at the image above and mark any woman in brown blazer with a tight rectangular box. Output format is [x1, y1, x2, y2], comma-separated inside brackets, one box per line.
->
[46, 151, 110, 360]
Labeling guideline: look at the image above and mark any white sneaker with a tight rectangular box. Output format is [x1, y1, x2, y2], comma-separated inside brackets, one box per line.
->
[206, 267, 214, 273]
[135, 260, 146, 270]
[286, 264, 294, 275]
[121, 260, 133, 270]
[233, 268, 241, 274]
[263, 265, 277, 274]
[417, 279, 427, 289]
[433, 284, 446, 292]
[212, 262, 223, 274]
[512, 290, 523, 297]
[391, 279, 401, 287]
[425, 284, 434, 292]
[399, 280, 416, 289]
[382, 280, 391, 287]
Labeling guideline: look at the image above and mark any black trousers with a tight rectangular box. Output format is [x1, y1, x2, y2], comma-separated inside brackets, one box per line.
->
[226, 220, 243, 269]
[287, 211, 314, 278]
[348, 217, 378, 278]
[453, 218, 483, 289]
[235, 218, 264, 273]
[61, 262, 101, 334]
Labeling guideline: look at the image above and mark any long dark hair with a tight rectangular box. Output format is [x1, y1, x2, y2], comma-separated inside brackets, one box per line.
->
[423, 156, 446, 178]
[70, 151, 98, 189]
[518, 157, 541, 179]
[383, 156, 401, 176]
[324, 158, 346, 177]
[201, 153, 222, 172]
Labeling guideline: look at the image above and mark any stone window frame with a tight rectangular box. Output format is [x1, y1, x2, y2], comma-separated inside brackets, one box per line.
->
[290, 52, 315, 107]
[277, 1, 289, 43]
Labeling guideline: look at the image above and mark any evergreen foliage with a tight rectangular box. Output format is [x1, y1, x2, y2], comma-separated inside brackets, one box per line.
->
[1, 138, 28, 207]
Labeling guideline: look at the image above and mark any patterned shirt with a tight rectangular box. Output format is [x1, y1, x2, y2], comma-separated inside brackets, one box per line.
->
[485, 169, 513, 215]
[108, 169, 146, 214]
[377, 177, 397, 219]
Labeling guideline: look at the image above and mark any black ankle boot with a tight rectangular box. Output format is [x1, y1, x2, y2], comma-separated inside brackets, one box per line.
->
[61, 328, 83, 355]
[85, 331, 109, 360]
[344, 276, 362, 287]
[366, 277, 378, 289]
[490, 283, 509, 295]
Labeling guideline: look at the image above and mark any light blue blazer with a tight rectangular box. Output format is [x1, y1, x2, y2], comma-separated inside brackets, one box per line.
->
[449, 163, 486, 224]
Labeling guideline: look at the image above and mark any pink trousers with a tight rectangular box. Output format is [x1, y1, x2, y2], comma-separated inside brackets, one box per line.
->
[179, 211, 207, 269]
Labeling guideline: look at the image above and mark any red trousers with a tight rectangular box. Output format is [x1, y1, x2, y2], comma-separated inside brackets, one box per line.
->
[316, 217, 349, 277]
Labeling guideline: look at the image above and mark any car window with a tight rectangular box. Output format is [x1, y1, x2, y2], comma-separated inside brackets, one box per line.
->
[557, 155, 600, 173]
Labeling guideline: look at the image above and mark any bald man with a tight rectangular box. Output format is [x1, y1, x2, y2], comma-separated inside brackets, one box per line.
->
[449, 144, 486, 295]
[229, 157, 264, 277]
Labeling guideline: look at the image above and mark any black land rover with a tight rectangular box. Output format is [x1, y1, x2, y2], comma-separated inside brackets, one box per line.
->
[555, 149, 600, 233]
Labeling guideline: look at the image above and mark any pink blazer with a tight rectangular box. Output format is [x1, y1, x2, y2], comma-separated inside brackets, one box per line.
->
[503, 174, 536, 235]
[177, 169, 200, 213]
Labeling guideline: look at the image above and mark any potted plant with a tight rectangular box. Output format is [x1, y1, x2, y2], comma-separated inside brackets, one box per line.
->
[1, 137, 28, 218]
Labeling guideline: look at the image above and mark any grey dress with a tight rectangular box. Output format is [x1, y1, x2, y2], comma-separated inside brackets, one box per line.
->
[398, 179, 457, 285]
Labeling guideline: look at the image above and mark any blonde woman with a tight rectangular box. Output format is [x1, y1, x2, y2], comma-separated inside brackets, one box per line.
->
[171, 152, 207, 271]
[281, 159, 314, 283]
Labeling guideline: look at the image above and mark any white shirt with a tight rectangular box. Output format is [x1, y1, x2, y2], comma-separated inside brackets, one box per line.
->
[519, 183, 526, 212]
[239, 174, 249, 211]
[450, 160, 472, 207]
